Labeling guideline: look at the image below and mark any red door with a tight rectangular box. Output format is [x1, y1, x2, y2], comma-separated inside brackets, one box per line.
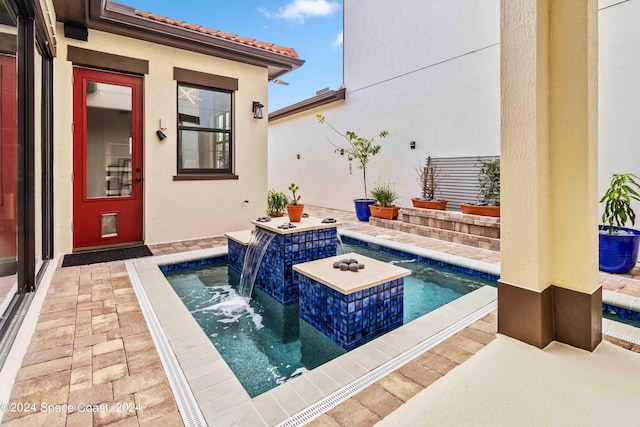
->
[0, 55, 17, 260]
[73, 68, 143, 250]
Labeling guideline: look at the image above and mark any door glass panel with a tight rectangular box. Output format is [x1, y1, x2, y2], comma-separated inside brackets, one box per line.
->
[86, 82, 132, 198]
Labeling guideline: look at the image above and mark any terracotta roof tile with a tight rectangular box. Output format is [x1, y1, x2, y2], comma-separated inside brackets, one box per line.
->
[134, 10, 299, 59]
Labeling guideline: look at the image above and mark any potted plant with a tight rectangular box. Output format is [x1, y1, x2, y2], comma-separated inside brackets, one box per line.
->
[316, 113, 389, 221]
[411, 156, 448, 210]
[460, 157, 500, 217]
[286, 182, 304, 222]
[369, 182, 401, 220]
[266, 189, 288, 217]
[599, 173, 640, 273]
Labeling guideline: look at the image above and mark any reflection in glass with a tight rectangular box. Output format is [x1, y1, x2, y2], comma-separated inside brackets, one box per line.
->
[177, 84, 231, 172]
[178, 86, 231, 130]
[86, 82, 132, 198]
[0, 0, 17, 316]
[179, 130, 230, 170]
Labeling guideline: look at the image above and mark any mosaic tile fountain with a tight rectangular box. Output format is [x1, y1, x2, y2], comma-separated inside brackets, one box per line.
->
[225, 216, 411, 350]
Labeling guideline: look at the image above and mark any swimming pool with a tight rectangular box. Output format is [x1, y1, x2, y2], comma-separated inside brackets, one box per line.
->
[162, 240, 497, 397]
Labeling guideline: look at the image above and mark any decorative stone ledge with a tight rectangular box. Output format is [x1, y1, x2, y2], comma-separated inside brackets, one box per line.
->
[370, 207, 500, 251]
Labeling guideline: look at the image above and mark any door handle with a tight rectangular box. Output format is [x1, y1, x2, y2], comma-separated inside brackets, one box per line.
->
[135, 177, 141, 182]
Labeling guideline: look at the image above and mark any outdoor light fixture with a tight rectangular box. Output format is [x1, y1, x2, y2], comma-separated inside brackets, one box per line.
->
[156, 119, 167, 141]
[410, 141, 416, 149]
[252, 101, 264, 119]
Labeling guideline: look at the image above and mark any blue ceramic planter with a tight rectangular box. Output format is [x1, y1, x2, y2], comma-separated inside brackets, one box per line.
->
[354, 199, 376, 221]
[598, 226, 640, 273]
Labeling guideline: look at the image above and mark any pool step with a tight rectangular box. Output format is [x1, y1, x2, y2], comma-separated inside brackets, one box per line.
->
[370, 207, 500, 251]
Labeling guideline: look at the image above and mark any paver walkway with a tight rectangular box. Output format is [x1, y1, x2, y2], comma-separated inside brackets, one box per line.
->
[1, 262, 182, 426]
[1, 205, 638, 426]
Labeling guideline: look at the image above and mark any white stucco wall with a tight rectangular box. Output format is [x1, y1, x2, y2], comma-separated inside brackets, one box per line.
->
[54, 24, 269, 254]
[271, 0, 640, 222]
[599, 0, 640, 216]
[268, 0, 501, 211]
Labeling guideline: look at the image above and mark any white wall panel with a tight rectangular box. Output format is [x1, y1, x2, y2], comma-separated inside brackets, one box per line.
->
[271, 0, 640, 221]
[269, 0, 500, 211]
[599, 0, 640, 216]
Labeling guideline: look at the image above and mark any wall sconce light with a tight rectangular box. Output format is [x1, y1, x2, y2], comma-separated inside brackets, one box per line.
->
[252, 101, 264, 119]
[410, 141, 416, 149]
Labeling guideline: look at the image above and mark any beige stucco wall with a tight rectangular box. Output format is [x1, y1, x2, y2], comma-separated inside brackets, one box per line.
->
[54, 24, 269, 254]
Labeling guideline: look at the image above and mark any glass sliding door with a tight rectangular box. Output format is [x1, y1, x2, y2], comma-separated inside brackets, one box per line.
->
[0, 0, 54, 366]
[0, 0, 18, 323]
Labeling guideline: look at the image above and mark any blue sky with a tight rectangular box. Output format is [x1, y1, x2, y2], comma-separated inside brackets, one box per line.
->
[123, 0, 344, 112]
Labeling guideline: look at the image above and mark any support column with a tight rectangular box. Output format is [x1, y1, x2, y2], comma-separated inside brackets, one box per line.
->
[499, 0, 601, 351]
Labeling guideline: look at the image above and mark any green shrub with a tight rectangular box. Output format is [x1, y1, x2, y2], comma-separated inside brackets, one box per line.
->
[266, 189, 288, 216]
[370, 182, 398, 207]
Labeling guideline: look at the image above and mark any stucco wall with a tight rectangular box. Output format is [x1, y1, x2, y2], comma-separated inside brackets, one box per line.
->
[268, 0, 501, 211]
[54, 24, 269, 254]
[270, 0, 640, 222]
[599, 0, 640, 216]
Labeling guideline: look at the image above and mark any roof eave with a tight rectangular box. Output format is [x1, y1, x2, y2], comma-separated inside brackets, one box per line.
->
[54, 0, 304, 79]
[269, 88, 346, 122]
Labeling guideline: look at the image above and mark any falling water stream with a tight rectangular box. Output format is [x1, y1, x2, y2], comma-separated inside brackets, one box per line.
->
[336, 232, 346, 255]
[238, 227, 276, 298]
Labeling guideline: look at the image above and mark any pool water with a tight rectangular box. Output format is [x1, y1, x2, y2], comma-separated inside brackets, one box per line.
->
[163, 242, 496, 397]
[349, 243, 495, 323]
[167, 263, 345, 397]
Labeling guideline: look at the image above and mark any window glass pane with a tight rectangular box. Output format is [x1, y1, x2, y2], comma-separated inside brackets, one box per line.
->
[179, 130, 230, 170]
[178, 85, 231, 130]
[86, 82, 132, 198]
[0, 0, 17, 316]
[34, 48, 42, 269]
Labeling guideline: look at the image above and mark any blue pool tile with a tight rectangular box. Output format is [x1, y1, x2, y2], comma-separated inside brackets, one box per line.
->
[299, 272, 404, 350]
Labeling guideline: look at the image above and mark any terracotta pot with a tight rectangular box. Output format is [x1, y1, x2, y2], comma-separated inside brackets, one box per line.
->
[411, 198, 448, 210]
[369, 205, 400, 220]
[286, 204, 305, 222]
[268, 212, 285, 218]
[460, 203, 500, 218]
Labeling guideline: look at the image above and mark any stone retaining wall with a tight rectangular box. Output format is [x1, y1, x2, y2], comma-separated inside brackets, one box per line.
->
[369, 207, 500, 251]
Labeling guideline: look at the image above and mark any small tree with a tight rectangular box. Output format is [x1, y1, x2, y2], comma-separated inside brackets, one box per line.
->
[416, 156, 440, 200]
[477, 158, 500, 206]
[315, 113, 389, 199]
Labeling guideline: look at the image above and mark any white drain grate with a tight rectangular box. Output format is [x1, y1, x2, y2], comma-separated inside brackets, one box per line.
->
[276, 300, 498, 427]
[126, 261, 207, 427]
[603, 329, 640, 346]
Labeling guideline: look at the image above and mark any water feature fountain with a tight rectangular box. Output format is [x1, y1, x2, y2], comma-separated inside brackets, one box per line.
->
[228, 216, 340, 305]
[237, 228, 276, 298]
[226, 216, 411, 350]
